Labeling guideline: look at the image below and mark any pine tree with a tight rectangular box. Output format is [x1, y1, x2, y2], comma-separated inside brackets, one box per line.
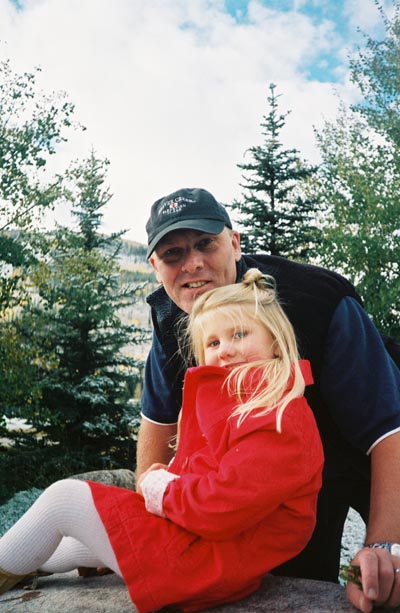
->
[229, 83, 322, 260]
[15, 152, 150, 479]
[0, 58, 76, 471]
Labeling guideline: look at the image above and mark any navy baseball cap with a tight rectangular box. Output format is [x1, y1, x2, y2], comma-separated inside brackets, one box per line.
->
[146, 188, 232, 258]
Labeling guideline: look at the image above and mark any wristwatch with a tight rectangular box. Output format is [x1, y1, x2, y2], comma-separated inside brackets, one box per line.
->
[366, 542, 400, 556]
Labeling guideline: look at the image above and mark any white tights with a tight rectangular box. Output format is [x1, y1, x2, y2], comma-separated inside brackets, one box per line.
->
[0, 479, 121, 577]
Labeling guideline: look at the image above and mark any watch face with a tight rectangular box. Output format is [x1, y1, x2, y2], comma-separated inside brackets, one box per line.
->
[390, 544, 400, 557]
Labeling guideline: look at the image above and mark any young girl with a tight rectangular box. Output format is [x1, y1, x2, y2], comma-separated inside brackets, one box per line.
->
[0, 269, 323, 613]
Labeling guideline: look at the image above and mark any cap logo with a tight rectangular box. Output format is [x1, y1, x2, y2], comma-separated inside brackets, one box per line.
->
[159, 195, 196, 218]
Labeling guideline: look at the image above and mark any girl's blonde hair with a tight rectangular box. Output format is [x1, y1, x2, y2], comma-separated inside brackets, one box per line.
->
[187, 268, 305, 432]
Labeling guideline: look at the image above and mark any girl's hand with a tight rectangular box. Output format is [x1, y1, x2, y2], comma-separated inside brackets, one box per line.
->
[136, 463, 169, 496]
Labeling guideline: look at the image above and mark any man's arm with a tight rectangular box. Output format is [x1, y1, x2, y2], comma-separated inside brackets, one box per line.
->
[321, 297, 400, 452]
[138, 329, 181, 481]
[321, 297, 400, 610]
[368, 431, 400, 544]
[347, 431, 400, 612]
[136, 419, 177, 482]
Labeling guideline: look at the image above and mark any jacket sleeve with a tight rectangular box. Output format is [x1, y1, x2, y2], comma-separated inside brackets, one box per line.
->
[162, 405, 322, 540]
[321, 296, 400, 453]
[141, 468, 180, 516]
[141, 332, 181, 424]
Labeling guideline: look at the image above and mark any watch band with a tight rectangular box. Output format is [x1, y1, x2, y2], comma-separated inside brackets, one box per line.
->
[366, 542, 400, 556]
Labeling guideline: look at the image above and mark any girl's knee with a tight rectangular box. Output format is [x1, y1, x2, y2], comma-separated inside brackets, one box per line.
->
[45, 479, 89, 502]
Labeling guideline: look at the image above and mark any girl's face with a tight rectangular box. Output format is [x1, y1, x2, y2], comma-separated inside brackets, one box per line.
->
[202, 310, 276, 368]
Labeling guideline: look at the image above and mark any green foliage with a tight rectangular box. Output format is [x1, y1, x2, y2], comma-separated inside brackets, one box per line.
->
[0, 401, 142, 504]
[229, 83, 322, 260]
[0, 487, 42, 534]
[0, 443, 87, 504]
[0, 60, 149, 501]
[0, 58, 75, 232]
[0, 58, 76, 317]
[0, 318, 45, 425]
[0, 233, 28, 311]
[313, 3, 400, 340]
[315, 107, 400, 337]
[349, 1, 400, 146]
[1, 152, 150, 498]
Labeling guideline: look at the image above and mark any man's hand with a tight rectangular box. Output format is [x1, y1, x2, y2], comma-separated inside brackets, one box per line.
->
[346, 547, 400, 612]
[351, 431, 400, 611]
[136, 462, 169, 496]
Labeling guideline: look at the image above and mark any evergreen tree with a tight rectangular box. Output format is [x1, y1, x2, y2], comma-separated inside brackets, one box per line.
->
[0, 58, 76, 450]
[11, 152, 150, 483]
[229, 83, 322, 259]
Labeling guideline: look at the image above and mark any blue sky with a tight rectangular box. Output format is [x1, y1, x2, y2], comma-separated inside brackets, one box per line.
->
[0, 0, 393, 242]
[224, 0, 384, 81]
[226, 0, 347, 33]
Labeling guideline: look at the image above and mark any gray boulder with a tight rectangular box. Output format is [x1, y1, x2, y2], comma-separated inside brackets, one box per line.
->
[70, 468, 136, 490]
[0, 572, 359, 612]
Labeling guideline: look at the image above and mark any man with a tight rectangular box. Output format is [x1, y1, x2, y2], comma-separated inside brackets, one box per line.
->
[138, 187, 400, 613]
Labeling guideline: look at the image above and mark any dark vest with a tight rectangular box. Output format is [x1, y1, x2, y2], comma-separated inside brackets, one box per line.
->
[146, 255, 369, 481]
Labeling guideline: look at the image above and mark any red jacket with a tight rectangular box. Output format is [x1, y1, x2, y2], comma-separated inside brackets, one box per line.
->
[89, 361, 323, 613]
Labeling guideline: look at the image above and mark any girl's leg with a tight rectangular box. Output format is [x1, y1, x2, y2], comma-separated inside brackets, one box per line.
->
[40, 537, 105, 573]
[0, 479, 121, 576]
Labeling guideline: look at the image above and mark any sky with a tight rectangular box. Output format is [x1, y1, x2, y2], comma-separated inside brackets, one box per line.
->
[0, 0, 394, 244]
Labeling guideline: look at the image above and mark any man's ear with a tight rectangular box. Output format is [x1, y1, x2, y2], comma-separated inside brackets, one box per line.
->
[149, 256, 162, 284]
[232, 230, 242, 261]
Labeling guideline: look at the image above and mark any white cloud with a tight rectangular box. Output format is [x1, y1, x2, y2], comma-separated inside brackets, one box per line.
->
[0, 0, 370, 243]
[343, 0, 393, 32]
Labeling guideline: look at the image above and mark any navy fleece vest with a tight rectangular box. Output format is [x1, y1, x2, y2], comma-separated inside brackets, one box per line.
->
[146, 254, 362, 459]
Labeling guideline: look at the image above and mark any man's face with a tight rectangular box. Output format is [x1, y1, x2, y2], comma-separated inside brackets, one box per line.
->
[150, 227, 242, 314]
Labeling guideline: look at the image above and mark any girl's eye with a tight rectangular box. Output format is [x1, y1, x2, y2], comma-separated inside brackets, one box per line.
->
[234, 330, 247, 340]
[209, 339, 220, 348]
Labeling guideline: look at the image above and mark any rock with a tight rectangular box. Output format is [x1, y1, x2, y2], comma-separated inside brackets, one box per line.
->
[0, 572, 360, 612]
[70, 468, 136, 490]
[0, 572, 130, 613]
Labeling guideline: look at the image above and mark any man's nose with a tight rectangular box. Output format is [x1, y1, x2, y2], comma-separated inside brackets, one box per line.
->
[181, 249, 204, 273]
